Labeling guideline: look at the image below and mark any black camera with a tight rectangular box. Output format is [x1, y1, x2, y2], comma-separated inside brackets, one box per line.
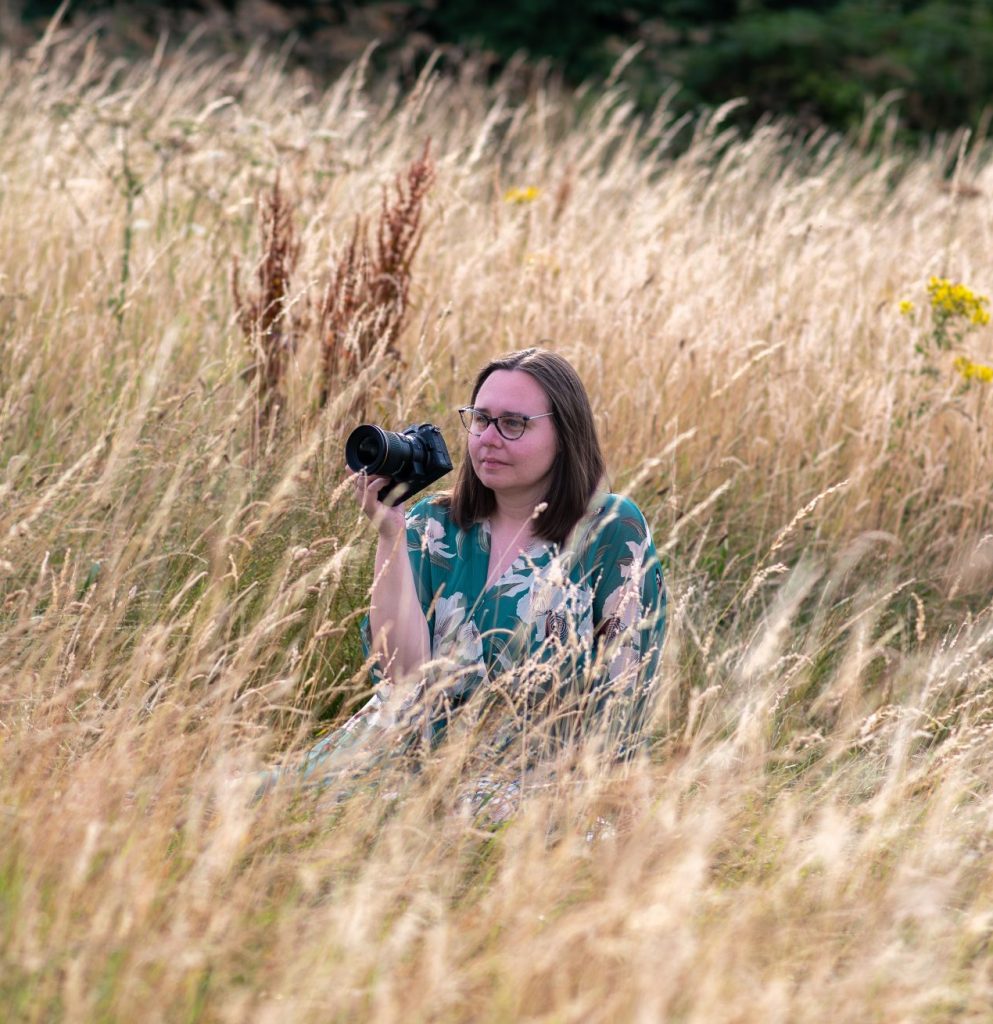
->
[345, 423, 453, 505]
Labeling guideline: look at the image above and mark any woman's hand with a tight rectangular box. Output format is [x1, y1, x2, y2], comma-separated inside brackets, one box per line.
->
[351, 471, 406, 538]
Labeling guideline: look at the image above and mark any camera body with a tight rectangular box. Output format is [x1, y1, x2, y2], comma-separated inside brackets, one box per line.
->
[345, 422, 453, 505]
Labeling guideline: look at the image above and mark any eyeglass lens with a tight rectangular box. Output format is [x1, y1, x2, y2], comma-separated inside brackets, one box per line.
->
[459, 408, 527, 439]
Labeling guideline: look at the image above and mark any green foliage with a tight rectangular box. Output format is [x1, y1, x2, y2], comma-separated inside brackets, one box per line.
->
[674, 1, 993, 135]
[416, 0, 993, 138]
[15, 1, 993, 138]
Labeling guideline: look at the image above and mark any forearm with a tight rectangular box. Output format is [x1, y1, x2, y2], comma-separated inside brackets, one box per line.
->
[369, 528, 431, 683]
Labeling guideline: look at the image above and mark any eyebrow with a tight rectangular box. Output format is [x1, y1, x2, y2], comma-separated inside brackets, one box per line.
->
[472, 406, 546, 417]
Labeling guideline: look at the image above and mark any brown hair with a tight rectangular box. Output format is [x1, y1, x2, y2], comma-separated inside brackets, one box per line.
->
[447, 347, 606, 545]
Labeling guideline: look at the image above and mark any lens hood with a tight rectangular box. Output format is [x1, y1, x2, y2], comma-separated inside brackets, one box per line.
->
[345, 424, 390, 474]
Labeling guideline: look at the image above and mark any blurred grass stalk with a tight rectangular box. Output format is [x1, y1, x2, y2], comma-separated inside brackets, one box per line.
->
[1, 23, 993, 1023]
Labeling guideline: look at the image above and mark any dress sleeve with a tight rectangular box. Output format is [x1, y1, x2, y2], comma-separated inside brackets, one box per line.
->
[359, 496, 445, 681]
[400, 497, 443, 639]
[581, 494, 667, 755]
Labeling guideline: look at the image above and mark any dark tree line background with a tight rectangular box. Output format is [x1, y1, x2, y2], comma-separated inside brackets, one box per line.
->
[7, 1, 993, 140]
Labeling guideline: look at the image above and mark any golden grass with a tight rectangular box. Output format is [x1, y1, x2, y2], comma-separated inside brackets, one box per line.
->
[2, 25, 993, 1022]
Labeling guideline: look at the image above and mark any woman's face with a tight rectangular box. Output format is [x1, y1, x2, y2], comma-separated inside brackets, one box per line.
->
[468, 369, 559, 504]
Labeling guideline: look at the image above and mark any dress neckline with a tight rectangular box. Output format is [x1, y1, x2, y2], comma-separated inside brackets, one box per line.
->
[478, 518, 550, 593]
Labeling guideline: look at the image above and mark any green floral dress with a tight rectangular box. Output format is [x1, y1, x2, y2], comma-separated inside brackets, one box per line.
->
[293, 492, 667, 798]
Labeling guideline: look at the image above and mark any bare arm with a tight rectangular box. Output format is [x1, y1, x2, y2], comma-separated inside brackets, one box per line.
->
[353, 473, 431, 684]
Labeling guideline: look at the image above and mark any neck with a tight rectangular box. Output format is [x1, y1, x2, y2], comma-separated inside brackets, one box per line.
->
[491, 492, 544, 532]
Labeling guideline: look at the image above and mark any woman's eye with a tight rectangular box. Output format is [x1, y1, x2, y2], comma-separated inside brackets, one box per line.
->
[471, 413, 489, 430]
[500, 417, 525, 434]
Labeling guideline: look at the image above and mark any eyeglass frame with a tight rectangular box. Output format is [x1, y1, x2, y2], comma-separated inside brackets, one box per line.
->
[457, 406, 555, 441]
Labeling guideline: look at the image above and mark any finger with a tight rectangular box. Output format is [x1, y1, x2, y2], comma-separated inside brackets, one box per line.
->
[361, 475, 390, 496]
[351, 470, 380, 491]
[353, 475, 392, 510]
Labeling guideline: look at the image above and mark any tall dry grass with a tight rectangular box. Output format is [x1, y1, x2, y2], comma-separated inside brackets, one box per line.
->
[2, 24, 993, 1023]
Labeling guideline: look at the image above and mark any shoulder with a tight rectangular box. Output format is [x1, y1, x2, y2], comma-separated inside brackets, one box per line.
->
[571, 492, 657, 566]
[594, 493, 649, 527]
[583, 493, 651, 543]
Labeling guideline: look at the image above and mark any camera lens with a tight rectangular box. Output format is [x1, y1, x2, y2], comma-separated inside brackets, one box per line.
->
[345, 424, 415, 478]
[355, 434, 381, 464]
[345, 425, 386, 472]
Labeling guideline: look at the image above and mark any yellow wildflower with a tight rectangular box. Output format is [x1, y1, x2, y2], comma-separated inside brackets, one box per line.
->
[504, 186, 541, 205]
[898, 300, 915, 315]
[953, 355, 993, 383]
[927, 276, 990, 324]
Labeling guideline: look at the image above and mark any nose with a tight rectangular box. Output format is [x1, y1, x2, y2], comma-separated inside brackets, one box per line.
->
[477, 419, 503, 443]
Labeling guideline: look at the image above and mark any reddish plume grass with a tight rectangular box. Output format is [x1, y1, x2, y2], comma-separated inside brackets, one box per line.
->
[232, 177, 301, 434]
[319, 142, 435, 404]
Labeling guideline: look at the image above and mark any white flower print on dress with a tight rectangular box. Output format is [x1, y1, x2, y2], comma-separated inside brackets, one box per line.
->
[421, 516, 455, 560]
[455, 619, 484, 664]
[598, 536, 651, 678]
[602, 536, 650, 624]
[433, 592, 468, 649]
[526, 557, 594, 649]
[431, 593, 486, 682]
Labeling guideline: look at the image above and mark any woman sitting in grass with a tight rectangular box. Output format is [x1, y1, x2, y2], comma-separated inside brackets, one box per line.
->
[271, 347, 666, 813]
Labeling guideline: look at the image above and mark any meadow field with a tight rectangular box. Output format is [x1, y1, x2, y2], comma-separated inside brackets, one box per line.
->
[2, 22, 993, 1023]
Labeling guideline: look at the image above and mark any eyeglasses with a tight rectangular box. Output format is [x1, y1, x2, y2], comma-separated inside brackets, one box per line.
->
[458, 406, 554, 441]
